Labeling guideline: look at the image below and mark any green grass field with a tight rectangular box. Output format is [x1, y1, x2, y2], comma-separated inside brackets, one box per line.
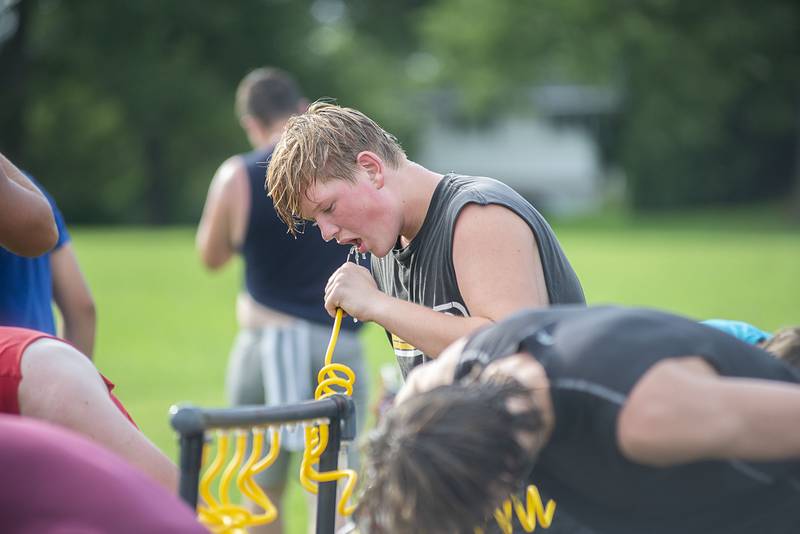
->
[70, 206, 799, 534]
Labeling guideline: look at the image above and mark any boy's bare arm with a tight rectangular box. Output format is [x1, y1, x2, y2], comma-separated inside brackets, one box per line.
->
[324, 204, 548, 357]
[452, 203, 550, 320]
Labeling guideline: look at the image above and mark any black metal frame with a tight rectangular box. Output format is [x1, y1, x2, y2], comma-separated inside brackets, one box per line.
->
[170, 394, 356, 534]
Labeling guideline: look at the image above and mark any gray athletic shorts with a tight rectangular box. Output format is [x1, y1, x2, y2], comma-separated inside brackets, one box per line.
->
[226, 321, 367, 490]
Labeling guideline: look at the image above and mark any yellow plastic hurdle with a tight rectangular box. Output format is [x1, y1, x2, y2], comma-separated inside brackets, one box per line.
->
[171, 396, 356, 533]
[170, 308, 357, 534]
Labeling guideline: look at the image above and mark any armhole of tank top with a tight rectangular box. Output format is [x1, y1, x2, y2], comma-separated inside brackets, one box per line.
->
[237, 158, 257, 252]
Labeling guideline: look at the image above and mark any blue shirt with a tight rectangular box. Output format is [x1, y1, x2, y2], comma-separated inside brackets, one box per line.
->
[0, 177, 70, 334]
[702, 319, 772, 345]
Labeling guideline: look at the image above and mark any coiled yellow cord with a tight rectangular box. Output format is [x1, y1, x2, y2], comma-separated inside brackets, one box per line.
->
[194, 307, 357, 531]
[197, 428, 282, 532]
[299, 308, 359, 516]
[473, 484, 557, 533]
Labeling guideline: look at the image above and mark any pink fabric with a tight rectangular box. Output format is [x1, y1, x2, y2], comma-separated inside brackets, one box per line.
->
[0, 414, 206, 533]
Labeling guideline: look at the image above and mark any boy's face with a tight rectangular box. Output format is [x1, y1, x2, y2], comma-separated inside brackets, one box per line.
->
[299, 169, 400, 257]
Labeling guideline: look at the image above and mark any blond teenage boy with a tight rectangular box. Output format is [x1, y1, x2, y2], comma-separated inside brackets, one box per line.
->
[267, 102, 585, 378]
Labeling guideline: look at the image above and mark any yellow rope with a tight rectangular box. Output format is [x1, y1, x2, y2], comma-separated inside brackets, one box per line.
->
[473, 485, 557, 533]
[299, 308, 359, 516]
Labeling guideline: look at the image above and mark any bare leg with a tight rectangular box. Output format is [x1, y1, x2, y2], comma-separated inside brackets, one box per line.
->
[17, 338, 179, 492]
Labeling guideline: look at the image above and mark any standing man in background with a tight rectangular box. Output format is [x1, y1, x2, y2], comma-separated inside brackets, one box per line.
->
[196, 67, 367, 534]
[0, 153, 96, 357]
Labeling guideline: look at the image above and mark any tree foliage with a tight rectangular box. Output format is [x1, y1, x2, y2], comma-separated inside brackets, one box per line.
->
[1, 0, 797, 220]
[420, 0, 800, 209]
[0, 0, 421, 223]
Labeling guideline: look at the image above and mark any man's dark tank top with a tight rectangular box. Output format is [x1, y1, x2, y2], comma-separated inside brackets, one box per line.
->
[240, 147, 358, 330]
[459, 305, 800, 534]
[371, 173, 584, 377]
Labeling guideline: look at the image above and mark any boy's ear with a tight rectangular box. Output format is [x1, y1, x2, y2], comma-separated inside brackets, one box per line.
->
[356, 151, 385, 188]
[239, 114, 256, 133]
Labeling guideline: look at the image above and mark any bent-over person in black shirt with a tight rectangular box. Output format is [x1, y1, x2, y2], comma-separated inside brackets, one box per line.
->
[358, 305, 800, 534]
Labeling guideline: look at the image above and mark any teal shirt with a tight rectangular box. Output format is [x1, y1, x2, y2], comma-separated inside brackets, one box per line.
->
[702, 319, 771, 345]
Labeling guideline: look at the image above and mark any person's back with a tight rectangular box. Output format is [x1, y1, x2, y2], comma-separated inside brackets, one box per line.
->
[462, 306, 800, 533]
[0, 414, 205, 534]
[365, 305, 800, 534]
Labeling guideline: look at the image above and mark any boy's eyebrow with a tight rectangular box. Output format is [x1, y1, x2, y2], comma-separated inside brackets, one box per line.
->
[297, 199, 320, 222]
[304, 197, 324, 216]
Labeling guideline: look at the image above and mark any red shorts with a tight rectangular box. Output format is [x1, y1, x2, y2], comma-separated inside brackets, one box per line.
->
[0, 326, 137, 427]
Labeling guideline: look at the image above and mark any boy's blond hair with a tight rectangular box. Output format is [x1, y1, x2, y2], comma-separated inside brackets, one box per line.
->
[266, 101, 405, 235]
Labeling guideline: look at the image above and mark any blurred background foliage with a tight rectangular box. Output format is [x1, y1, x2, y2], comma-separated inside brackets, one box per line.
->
[421, 0, 800, 210]
[1, 0, 798, 222]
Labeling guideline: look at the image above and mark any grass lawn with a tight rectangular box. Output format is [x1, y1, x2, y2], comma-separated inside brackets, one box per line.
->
[69, 205, 798, 534]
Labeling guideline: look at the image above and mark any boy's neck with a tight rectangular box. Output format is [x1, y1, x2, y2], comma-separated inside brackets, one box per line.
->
[395, 160, 444, 246]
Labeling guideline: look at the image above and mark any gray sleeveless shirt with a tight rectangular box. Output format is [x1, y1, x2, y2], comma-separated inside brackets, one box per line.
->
[371, 173, 585, 377]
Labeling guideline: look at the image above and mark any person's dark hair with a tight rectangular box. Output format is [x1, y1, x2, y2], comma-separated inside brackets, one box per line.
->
[357, 380, 544, 533]
[235, 67, 303, 126]
[762, 327, 800, 369]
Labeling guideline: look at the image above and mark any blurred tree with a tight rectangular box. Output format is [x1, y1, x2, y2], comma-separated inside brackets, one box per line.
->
[419, 0, 800, 211]
[0, 0, 32, 159]
[0, 0, 422, 223]
[298, 0, 434, 156]
[13, 0, 322, 223]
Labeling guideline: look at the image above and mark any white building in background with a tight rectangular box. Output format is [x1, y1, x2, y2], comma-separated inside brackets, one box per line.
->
[416, 85, 619, 216]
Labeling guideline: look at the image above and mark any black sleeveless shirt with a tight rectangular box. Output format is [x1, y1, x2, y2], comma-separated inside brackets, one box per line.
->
[371, 174, 585, 377]
[459, 305, 800, 534]
[240, 147, 359, 330]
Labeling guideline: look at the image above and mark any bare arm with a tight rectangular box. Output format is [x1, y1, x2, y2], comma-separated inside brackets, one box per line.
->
[195, 157, 249, 270]
[18, 338, 178, 492]
[618, 356, 800, 466]
[0, 153, 58, 256]
[51, 243, 96, 358]
[326, 204, 549, 357]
